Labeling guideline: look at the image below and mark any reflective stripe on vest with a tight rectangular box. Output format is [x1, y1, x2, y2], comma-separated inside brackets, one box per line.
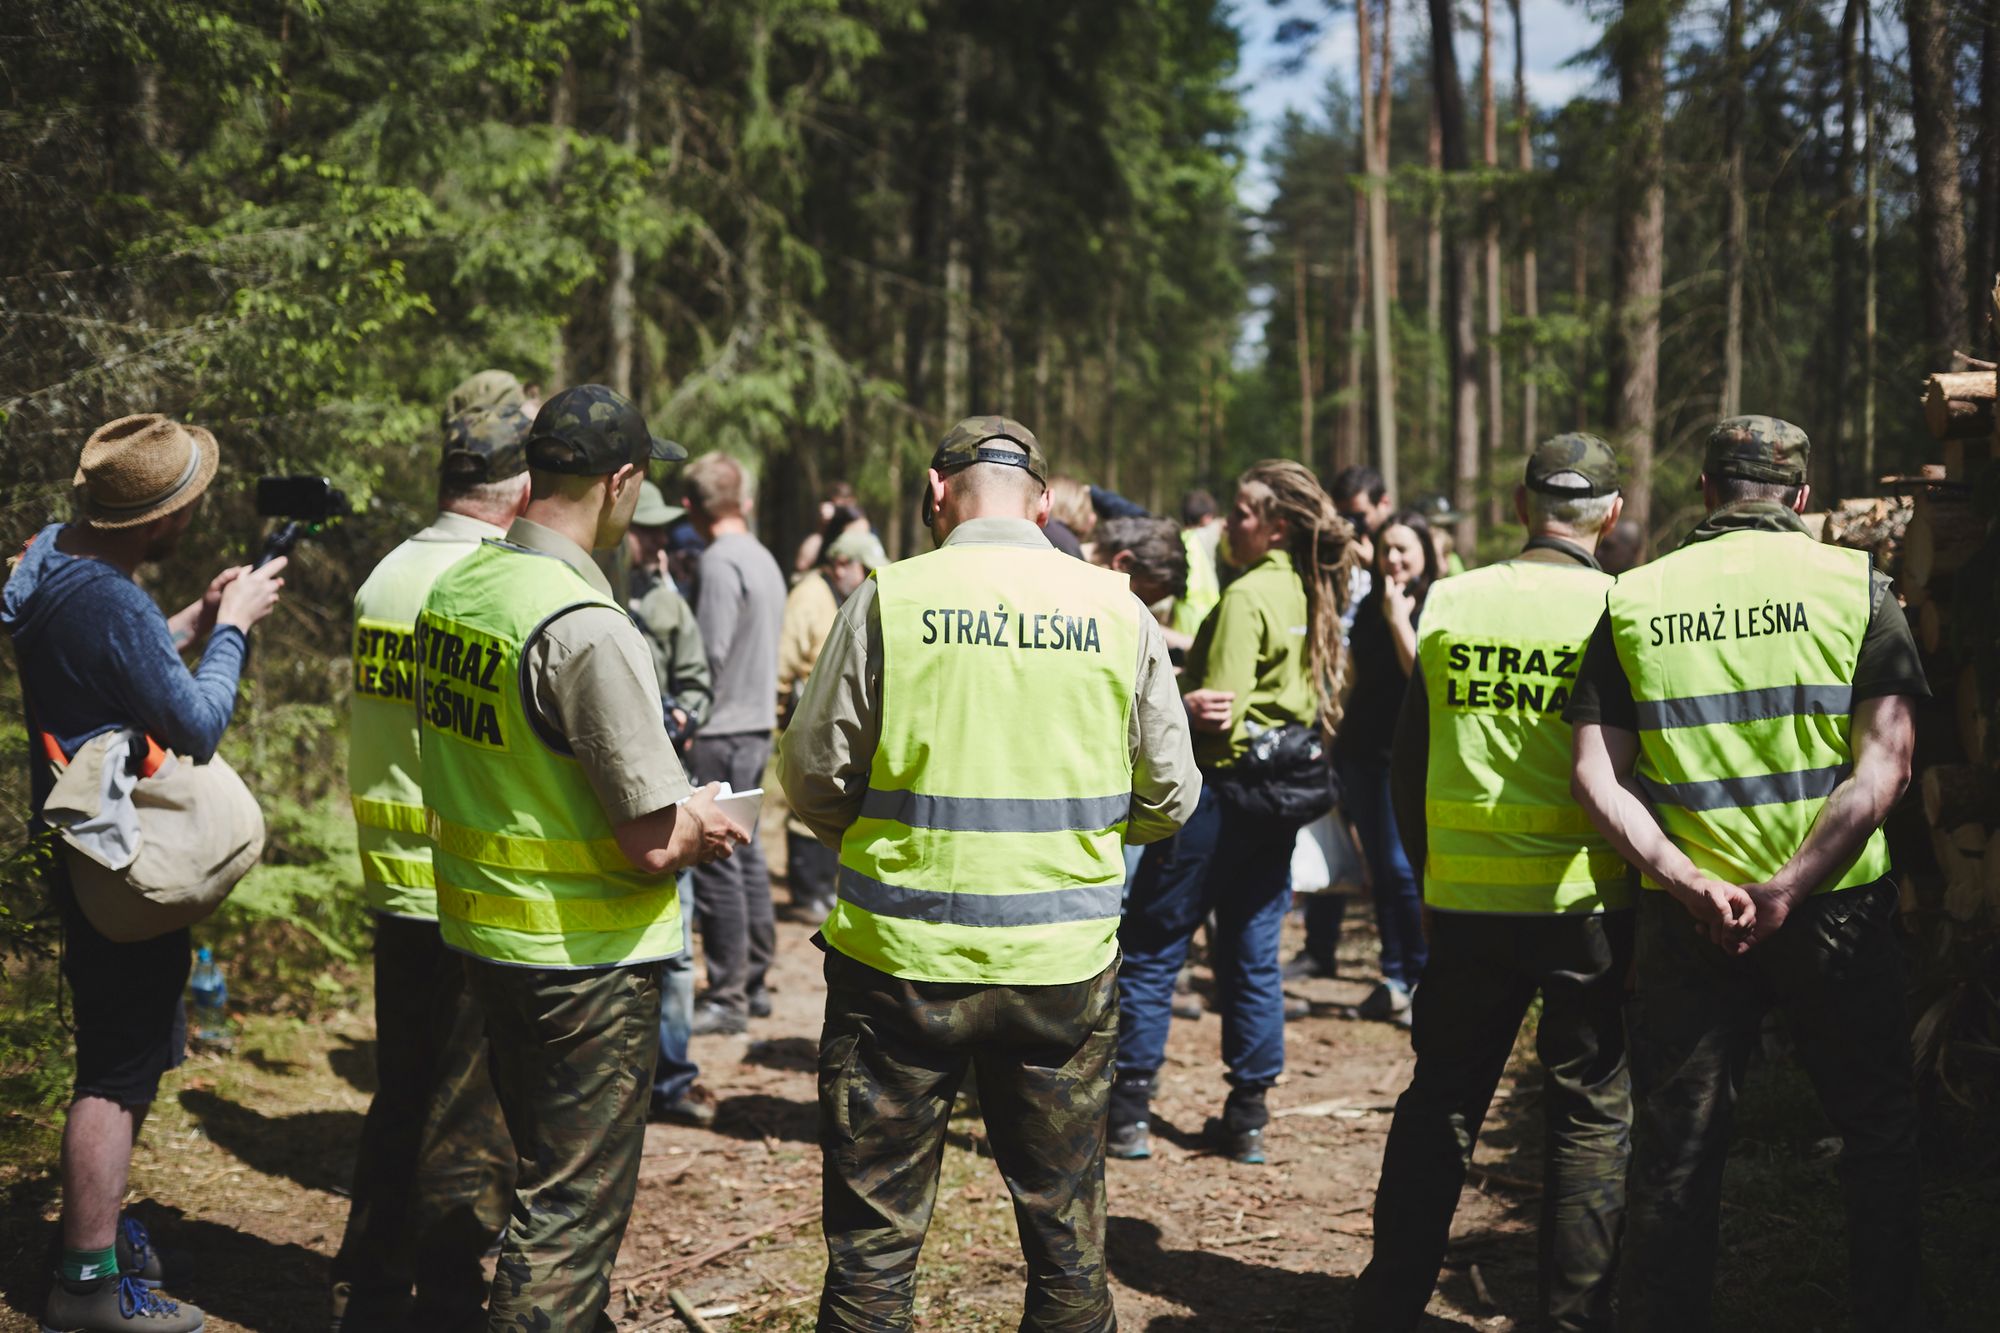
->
[419, 541, 682, 968]
[1417, 560, 1628, 913]
[347, 530, 496, 919]
[829, 544, 1140, 984]
[1607, 530, 1887, 895]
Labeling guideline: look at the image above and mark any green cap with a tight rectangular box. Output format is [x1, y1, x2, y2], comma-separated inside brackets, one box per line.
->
[632, 479, 684, 528]
[441, 405, 532, 483]
[526, 385, 688, 476]
[931, 415, 1048, 485]
[1703, 415, 1809, 486]
[1526, 432, 1620, 497]
[444, 369, 525, 425]
[827, 529, 886, 570]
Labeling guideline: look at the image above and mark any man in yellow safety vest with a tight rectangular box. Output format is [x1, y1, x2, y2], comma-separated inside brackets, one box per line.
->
[1353, 434, 1633, 1332]
[780, 416, 1200, 1332]
[333, 386, 533, 1329]
[1568, 416, 1928, 1331]
[417, 384, 748, 1329]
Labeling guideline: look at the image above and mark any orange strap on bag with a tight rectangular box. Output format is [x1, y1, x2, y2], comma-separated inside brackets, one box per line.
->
[38, 731, 168, 778]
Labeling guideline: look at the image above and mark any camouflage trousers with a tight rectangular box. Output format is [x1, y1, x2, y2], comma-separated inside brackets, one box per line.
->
[469, 958, 662, 1333]
[1354, 910, 1635, 1333]
[816, 944, 1119, 1333]
[331, 914, 513, 1331]
[1619, 882, 1922, 1333]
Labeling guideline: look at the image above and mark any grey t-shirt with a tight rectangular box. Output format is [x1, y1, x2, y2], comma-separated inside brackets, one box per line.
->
[696, 531, 788, 735]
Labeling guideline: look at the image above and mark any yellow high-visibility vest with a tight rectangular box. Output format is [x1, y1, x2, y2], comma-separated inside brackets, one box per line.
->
[1417, 559, 1627, 913]
[419, 541, 682, 967]
[831, 543, 1141, 984]
[347, 519, 502, 918]
[1607, 530, 1887, 895]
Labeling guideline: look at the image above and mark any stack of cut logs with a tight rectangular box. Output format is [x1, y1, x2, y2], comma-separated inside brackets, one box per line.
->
[1892, 305, 2000, 922]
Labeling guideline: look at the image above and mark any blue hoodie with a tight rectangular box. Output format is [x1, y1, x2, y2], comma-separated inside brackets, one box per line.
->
[3, 523, 247, 812]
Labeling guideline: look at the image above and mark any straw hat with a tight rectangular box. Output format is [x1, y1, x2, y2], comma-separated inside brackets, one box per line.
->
[73, 414, 219, 530]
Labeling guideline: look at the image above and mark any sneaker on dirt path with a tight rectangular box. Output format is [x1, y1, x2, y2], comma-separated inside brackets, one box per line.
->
[1200, 1118, 1266, 1166]
[1353, 981, 1411, 1024]
[690, 1000, 748, 1036]
[42, 1274, 203, 1332]
[1106, 1118, 1153, 1160]
[115, 1218, 163, 1290]
[651, 1084, 719, 1129]
[1280, 952, 1336, 982]
[747, 987, 773, 1020]
[1170, 993, 1204, 1021]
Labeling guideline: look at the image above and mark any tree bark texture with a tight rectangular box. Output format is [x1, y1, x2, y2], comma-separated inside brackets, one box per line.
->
[1295, 250, 1315, 464]
[1512, 0, 1538, 456]
[1430, 0, 1480, 554]
[1904, 0, 1970, 364]
[941, 35, 973, 423]
[1608, 0, 1670, 533]
[607, 17, 642, 398]
[1364, 0, 1398, 495]
[1720, 0, 1745, 419]
[1481, 0, 1503, 523]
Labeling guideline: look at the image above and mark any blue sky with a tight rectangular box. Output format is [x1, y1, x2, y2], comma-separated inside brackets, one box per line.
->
[1233, 0, 1606, 210]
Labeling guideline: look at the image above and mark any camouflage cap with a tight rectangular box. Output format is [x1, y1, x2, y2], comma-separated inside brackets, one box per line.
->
[441, 405, 533, 482]
[444, 369, 525, 425]
[631, 478, 684, 528]
[1704, 415, 1808, 486]
[525, 384, 688, 476]
[1526, 432, 1620, 497]
[930, 415, 1048, 485]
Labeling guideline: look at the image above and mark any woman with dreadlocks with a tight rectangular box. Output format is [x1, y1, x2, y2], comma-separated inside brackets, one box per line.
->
[1108, 460, 1356, 1164]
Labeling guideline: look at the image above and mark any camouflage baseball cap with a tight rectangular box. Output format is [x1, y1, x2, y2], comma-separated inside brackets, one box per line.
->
[930, 415, 1048, 485]
[441, 405, 533, 482]
[1526, 432, 1620, 497]
[444, 369, 525, 424]
[1704, 415, 1808, 486]
[525, 385, 688, 475]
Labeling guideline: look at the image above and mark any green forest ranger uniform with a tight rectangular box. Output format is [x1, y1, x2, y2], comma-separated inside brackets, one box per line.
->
[1565, 417, 1928, 1333]
[781, 417, 1200, 1333]
[330, 403, 525, 1331]
[418, 383, 693, 1332]
[1356, 435, 1636, 1333]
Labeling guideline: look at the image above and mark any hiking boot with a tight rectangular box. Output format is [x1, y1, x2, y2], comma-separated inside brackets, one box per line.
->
[650, 1084, 718, 1129]
[690, 1000, 747, 1036]
[1200, 1118, 1267, 1165]
[43, 1275, 203, 1332]
[1107, 1073, 1154, 1161]
[115, 1219, 163, 1290]
[1170, 992, 1205, 1020]
[746, 987, 773, 1020]
[1354, 981, 1411, 1024]
[1282, 995, 1312, 1022]
[1281, 951, 1336, 982]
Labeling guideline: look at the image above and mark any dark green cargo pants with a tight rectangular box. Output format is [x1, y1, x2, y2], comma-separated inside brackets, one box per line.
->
[1618, 881, 1922, 1333]
[816, 944, 1119, 1333]
[470, 957, 662, 1333]
[1353, 910, 1634, 1333]
[331, 914, 513, 1331]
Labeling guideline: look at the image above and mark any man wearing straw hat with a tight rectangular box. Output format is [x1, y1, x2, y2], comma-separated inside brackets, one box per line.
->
[4, 414, 287, 1333]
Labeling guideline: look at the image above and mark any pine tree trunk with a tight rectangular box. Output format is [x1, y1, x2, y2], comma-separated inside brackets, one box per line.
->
[1430, 0, 1480, 554]
[1425, 106, 1444, 465]
[1295, 250, 1315, 464]
[1608, 0, 1669, 533]
[1904, 0, 1971, 364]
[1365, 0, 1398, 494]
[1978, 0, 2000, 356]
[607, 17, 642, 398]
[547, 57, 577, 389]
[1863, 0, 1879, 482]
[1481, 0, 1503, 525]
[1830, 0, 1861, 503]
[1512, 0, 1538, 456]
[941, 37, 973, 423]
[1720, 0, 1745, 418]
[1103, 293, 1121, 490]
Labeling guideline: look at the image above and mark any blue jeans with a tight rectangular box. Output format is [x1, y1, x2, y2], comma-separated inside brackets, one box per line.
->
[1341, 754, 1426, 989]
[653, 876, 699, 1106]
[1116, 786, 1300, 1089]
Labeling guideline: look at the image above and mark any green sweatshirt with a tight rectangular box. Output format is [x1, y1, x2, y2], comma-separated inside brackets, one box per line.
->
[1181, 548, 1318, 769]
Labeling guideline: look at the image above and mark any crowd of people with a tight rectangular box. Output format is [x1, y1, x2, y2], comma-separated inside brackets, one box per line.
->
[6, 374, 1929, 1333]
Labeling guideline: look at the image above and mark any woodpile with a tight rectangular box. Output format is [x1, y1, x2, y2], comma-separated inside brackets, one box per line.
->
[1900, 303, 2000, 922]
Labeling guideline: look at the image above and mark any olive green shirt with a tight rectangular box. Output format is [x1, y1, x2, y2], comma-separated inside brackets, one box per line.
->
[778, 517, 1202, 849]
[506, 518, 694, 824]
[1182, 548, 1319, 769]
[631, 574, 713, 729]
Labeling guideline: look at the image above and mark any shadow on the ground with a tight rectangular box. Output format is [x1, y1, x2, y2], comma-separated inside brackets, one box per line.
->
[713, 1090, 817, 1143]
[325, 1033, 378, 1095]
[742, 1035, 819, 1073]
[177, 1088, 362, 1196]
[1107, 1214, 1360, 1331]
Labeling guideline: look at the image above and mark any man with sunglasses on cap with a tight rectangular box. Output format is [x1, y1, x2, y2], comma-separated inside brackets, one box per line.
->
[330, 390, 535, 1331]
[6, 414, 286, 1333]
[414, 384, 749, 1329]
[781, 416, 1199, 1332]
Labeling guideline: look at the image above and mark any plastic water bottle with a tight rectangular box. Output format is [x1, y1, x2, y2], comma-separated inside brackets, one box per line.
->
[189, 947, 229, 1048]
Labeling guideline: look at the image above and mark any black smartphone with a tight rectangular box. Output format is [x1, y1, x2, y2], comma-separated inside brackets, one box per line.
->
[256, 475, 346, 521]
